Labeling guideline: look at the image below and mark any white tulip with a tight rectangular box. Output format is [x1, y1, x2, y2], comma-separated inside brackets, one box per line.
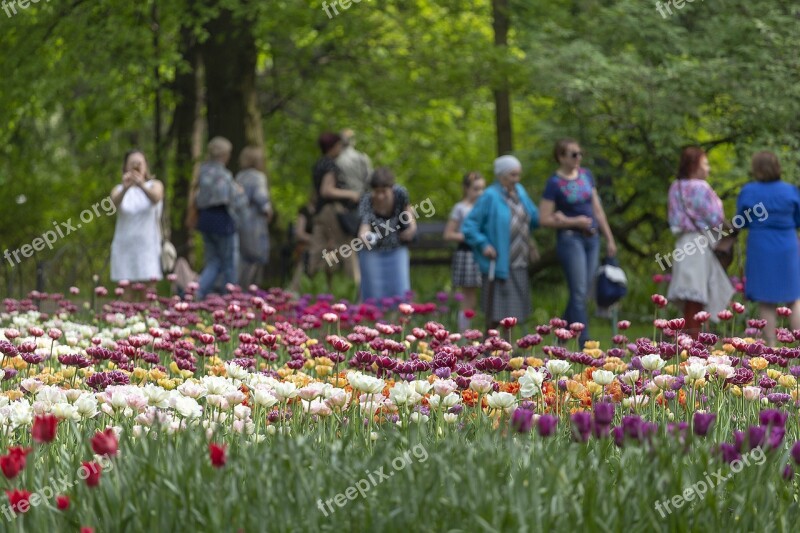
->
[640, 354, 665, 372]
[592, 370, 615, 386]
[546, 360, 571, 378]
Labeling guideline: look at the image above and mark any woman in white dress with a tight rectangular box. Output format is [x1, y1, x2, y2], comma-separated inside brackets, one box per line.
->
[110, 150, 164, 286]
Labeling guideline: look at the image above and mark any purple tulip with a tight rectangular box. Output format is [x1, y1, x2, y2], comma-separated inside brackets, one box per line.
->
[433, 367, 452, 379]
[612, 425, 625, 447]
[537, 414, 558, 437]
[747, 425, 767, 451]
[719, 443, 742, 464]
[693, 412, 716, 437]
[622, 415, 643, 441]
[791, 441, 800, 465]
[593, 403, 615, 427]
[511, 408, 534, 434]
[571, 412, 592, 442]
[783, 464, 794, 481]
[759, 409, 789, 428]
[768, 426, 786, 450]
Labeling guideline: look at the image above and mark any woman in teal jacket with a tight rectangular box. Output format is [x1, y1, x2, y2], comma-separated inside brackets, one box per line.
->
[462, 155, 540, 328]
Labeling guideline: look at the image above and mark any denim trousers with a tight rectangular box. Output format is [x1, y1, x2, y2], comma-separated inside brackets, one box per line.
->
[556, 230, 600, 346]
[198, 232, 237, 299]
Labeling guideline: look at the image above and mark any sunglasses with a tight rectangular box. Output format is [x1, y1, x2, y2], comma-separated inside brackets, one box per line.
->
[570, 152, 583, 159]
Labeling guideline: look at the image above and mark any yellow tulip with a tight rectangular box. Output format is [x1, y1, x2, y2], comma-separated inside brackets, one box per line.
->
[779, 375, 797, 389]
[766, 368, 782, 380]
[749, 357, 768, 371]
[508, 357, 524, 370]
[566, 380, 585, 396]
[526, 357, 544, 368]
[157, 378, 176, 390]
[5, 390, 24, 401]
[586, 382, 603, 396]
[729, 385, 742, 397]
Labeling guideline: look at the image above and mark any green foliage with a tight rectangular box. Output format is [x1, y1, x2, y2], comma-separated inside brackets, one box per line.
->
[7, 418, 800, 532]
[2, 0, 799, 308]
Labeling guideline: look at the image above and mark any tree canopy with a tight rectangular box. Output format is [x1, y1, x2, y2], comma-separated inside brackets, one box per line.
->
[2, 0, 799, 311]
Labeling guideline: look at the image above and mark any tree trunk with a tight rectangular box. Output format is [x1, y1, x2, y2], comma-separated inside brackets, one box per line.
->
[201, 6, 263, 173]
[171, 25, 204, 260]
[492, 0, 513, 156]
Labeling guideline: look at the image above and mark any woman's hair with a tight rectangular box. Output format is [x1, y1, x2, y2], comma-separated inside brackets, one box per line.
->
[369, 167, 396, 189]
[318, 132, 342, 155]
[239, 146, 265, 171]
[208, 136, 233, 160]
[122, 149, 150, 179]
[676, 146, 707, 180]
[462, 171, 483, 189]
[751, 151, 781, 182]
[553, 138, 580, 162]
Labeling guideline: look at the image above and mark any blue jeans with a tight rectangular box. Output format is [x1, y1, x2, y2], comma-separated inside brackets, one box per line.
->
[198, 232, 237, 299]
[556, 230, 600, 346]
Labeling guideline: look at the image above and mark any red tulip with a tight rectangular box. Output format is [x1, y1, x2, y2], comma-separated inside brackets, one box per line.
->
[617, 320, 631, 330]
[732, 302, 746, 314]
[82, 461, 102, 487]
[209, 443, 227, 468]
[32, 414, 58, 444]
[693, 311, 711, 323]
[667, 318, 686, 330]
[464, 309, 476, 319]
[56, 495, 70, 510]
[81, 528, 95, 533]
[718, 310, 733, 321]
[0, 447, 31, 479]
[777, 307, 792, 317]
[499, 317, 518, 329]
[569, 322, 585, 333]
[90, 428, 119, 457]
[651, 294, 668, 308]
[6, 489, 32, 514]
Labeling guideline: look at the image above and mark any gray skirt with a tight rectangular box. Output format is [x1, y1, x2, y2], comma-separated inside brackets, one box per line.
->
[481, 267, 531, 323]
[667, 232, 735, 321]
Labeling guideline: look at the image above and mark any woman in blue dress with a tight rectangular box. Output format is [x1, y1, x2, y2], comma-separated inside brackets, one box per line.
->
[736, 151, 800, 345]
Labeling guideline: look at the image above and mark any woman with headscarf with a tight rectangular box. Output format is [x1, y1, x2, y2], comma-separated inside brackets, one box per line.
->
[462, 155, 540, 328]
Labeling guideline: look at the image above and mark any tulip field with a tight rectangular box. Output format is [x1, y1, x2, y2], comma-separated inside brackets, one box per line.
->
[0, 286, 799, 532]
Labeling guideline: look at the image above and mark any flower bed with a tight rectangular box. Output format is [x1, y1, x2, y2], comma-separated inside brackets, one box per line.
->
[0, 288, 799, 530]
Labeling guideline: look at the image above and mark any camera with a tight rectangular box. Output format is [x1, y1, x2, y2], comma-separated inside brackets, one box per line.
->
[364, 232, 379, 246]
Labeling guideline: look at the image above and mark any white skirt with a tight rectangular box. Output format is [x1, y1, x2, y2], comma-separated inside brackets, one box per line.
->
[667, 232, 734, 321]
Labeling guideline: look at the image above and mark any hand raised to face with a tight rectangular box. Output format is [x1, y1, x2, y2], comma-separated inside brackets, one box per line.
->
[122, 171, 134, 188]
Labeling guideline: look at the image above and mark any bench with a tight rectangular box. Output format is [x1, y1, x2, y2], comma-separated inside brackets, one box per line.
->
[409, 221, 452, 266]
